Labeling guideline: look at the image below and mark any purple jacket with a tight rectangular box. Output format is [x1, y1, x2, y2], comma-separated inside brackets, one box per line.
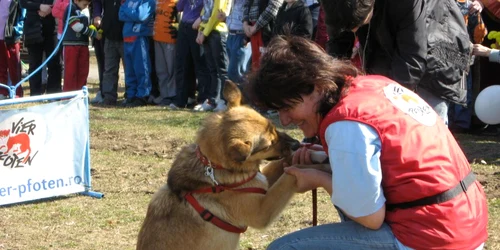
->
[177, 0, 204, 24]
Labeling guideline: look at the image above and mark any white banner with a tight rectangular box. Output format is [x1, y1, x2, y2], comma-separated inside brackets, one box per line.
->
[0, 95, 89, 205]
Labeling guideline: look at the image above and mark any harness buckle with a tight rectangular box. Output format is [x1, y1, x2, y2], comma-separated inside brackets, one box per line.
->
[205, 166, 219, 186]
[200, 209, 214, 221]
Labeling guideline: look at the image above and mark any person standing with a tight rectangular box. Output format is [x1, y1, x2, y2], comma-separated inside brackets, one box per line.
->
[242, 0, 283, 70]
[92, 0, 124, 105]
[225, 0, 252, 84]
[193, 0, 231, 112]
[153, 0, 179, 106]
[0, 0, 25, 98]
[170, 0, 210, 109]
[323, 0, 472, 126]
[20, 0, 62, 96]
[61, 0, 101, 92]
[119, 0, 155, 107]
[89, 0, 106, 103]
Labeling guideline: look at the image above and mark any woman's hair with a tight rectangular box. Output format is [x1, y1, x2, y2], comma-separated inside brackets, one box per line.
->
[248, 35, 360, 117]
[322, 0, 375, 34]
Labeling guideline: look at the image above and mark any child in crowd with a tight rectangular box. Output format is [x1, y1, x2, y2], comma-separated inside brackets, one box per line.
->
[273, 0, 313, 39]
[194, 0, 231, 112]
[0, 0, 25, 98]
[153, 0, 178, 106]
[119, 0, 155, 107]
[62, 0, 101, 92]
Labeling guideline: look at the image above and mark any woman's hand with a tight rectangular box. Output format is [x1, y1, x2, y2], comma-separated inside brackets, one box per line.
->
[472, 43, 492, 57]
[284, 164, 332, 193]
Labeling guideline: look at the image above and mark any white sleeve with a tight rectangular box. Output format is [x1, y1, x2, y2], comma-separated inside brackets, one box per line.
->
[325, 121, 386, 217]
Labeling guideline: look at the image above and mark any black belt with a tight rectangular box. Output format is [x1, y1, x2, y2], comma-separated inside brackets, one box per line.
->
[386, 171, 476, 211]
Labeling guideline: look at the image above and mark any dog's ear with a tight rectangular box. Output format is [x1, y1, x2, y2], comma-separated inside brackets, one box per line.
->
[228, 139, 252, 162]
[223, 80, 242, 109]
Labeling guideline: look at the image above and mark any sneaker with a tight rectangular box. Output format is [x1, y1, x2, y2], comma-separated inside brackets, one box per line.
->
[126, 97, 148, 108]
[158, 98, 172, 106]
[121, 98, 135, 107]
[100, 97, 117, 106]
[213, 100, 227, 112]
[187, 97, 197, 109]
[169, 103, 180, 110]
[91, 91, 104, 104]
[193, 99, 215, 112]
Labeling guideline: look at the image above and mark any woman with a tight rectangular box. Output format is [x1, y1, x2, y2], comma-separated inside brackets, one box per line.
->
[249, 35, 488, 250]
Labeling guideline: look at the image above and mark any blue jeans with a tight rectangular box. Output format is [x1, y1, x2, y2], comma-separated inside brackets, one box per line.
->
[267, 208, 402, 250]
[227, 33, 251, 83]
[417, 87, 450, 126]
[449, 73, 473, 129]
[202, 30, 229, 104]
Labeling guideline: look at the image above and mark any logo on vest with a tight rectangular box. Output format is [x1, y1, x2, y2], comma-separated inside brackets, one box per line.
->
[384, 84, 437, 126]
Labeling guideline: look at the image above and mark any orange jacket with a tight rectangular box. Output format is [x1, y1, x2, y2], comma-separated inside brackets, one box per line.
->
[153, 0, 178, 44]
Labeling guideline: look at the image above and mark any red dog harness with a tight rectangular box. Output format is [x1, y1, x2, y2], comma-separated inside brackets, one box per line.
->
[185, 146, 267, 234]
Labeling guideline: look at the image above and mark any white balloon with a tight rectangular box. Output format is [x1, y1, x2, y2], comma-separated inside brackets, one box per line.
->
[474, 85, 500, 125]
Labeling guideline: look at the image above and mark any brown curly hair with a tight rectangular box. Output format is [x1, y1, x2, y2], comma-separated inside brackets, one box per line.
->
[248, 35, 361, 117]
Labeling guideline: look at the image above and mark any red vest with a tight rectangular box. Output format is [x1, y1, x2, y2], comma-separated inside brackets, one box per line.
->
[318, 75, 488, 250]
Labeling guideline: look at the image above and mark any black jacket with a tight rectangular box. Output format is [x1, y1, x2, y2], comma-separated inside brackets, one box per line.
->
[327, 0, 470, 105]
[100, 0, 124, 41]
[273, 1, 312, 39]
[20, 0, 56, 45]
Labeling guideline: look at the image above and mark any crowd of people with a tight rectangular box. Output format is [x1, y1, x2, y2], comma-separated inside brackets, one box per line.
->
[0, 0, 319, 110]
[0, 0, 499, 131]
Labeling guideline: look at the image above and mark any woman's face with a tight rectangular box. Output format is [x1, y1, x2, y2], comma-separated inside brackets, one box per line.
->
[278, 88, 322, 138]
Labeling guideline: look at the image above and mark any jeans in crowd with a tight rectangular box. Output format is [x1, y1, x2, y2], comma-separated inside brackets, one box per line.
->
[202, 30, 229, 105]
[227, 32, 251, 84]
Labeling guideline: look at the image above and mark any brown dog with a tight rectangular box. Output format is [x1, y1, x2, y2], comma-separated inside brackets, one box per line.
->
[136, 81, 330, 250]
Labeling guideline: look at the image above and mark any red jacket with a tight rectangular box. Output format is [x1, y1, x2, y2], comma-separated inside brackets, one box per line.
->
[52, 0, 70, 36]
[318, 75, 488, 250]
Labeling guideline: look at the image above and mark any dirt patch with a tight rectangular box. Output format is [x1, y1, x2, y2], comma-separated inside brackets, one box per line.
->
[476, 171, 500, 199]
[456, 134, 500, 199]
[90, 129, 189, 159]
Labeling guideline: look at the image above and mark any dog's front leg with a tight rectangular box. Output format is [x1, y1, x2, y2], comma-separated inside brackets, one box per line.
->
[260, 157, 288, 187]
[244, 173, 298, 229]
[248, 164, 332, 228]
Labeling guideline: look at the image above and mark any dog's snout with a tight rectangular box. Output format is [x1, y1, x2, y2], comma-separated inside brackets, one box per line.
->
[289, 139, 300, 151]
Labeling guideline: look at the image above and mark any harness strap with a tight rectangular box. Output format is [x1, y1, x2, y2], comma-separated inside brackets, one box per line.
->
[185, 192, 248, 234]
[196, 146, 225, 169]
[386, 171, 476, 211]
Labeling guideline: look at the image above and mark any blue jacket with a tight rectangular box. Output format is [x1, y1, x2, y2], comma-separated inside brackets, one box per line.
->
[119, 0, 155, 38]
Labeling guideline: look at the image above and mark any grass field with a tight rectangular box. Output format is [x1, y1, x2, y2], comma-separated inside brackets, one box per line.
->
[0, 81, 499, 250]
